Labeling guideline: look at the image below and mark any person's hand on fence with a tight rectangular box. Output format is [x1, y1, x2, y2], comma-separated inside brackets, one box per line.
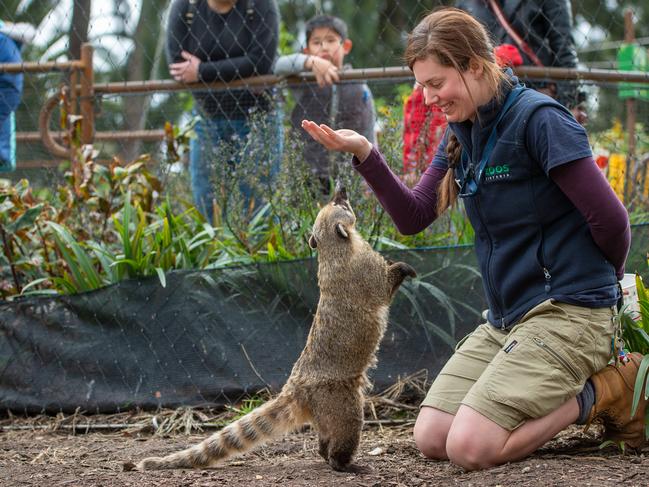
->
[305, 56, 339, 87]
[169, 50, 201, 83]
[301, 120, 373, 162]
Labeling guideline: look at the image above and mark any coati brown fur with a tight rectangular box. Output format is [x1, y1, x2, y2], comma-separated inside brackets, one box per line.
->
[129, 187, 416, 472]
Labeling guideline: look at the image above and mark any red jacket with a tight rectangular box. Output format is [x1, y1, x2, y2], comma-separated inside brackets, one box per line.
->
[402, 85, 446, 174]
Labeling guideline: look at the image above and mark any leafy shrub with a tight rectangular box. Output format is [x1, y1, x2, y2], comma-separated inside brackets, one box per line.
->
[619, 273, 649, 442]
[1, 93, 479, 298]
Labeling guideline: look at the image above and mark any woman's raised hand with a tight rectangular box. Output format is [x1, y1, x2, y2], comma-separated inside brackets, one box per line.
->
[301, 120, 373, 162]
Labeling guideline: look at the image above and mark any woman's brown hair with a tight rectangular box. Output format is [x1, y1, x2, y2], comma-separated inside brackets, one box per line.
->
[404, 7, 508, 215]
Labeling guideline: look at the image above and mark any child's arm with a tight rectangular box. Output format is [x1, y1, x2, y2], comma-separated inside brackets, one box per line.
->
[274, 53, 339, 87]
[273, 53, 310, 75]
[0, 21, 36, 45]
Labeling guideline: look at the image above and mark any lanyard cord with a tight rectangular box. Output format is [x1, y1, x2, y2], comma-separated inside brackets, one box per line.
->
[486, 0, 545, 67]
[457, 85, 524, 192]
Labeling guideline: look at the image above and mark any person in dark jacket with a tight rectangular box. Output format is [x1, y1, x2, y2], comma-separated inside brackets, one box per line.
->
[166, 0, 281, 222]
[301, 8, 644, 471]
[456, 0, 586, 122]
[273, 15, 376, 195]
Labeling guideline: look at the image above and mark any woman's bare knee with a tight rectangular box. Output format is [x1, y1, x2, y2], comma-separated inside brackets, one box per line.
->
[413, 407, 454, 460]
[446, 429, 493, 470]
[445, 406, 509, 470]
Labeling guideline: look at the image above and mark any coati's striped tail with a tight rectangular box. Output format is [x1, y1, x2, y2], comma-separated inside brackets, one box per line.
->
[136, 395, 299, 470]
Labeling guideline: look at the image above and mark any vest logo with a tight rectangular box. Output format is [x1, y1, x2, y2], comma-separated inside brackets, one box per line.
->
[484, 164, 510, 183]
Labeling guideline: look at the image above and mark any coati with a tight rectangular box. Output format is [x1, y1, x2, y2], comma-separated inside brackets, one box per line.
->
[129, 187, 416, 472]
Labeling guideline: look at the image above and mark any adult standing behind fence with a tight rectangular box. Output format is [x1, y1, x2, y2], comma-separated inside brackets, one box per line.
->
[166, 0, 281, 223]
[456, 0, 587, 123]
[0, 20, 35, 172]
[302, 7, 643, 471]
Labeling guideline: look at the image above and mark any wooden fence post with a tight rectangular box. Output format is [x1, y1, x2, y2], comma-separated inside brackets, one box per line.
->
[623, 8, 637, 204]
[79, 43, 94, 145]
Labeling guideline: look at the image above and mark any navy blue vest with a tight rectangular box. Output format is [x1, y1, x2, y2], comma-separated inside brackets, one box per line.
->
[448, 84, 618, 329]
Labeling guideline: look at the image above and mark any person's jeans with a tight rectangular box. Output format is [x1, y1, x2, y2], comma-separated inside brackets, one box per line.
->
[0, 34, 23, 171]
[189, 108, 283, 223]
[0, 84, 22, 172]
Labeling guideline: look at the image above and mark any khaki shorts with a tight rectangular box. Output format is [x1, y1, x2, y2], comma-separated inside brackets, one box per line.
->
[422, 299, 616, 430]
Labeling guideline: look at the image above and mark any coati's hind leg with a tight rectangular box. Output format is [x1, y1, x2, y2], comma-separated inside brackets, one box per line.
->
[318, 435, 330, 461]
[326, 419, 362, 472]
[310, 388, 364, 471]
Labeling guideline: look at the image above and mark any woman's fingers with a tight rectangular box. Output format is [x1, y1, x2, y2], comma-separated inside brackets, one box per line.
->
[300, 121, 320, 142]
[302, 121, 336, 147]
[301, 120, 370, 159]
[318, 124, 338, 136]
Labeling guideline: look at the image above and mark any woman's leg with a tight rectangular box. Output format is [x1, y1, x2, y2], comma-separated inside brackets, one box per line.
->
[414, 323, 507, 459]
[437, 301, 615, 470]
[413, 406, 455, 460]
[446, 398, 578, 470]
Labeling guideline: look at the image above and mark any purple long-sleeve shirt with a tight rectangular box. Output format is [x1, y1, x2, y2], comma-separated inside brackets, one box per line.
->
[353, 147, 630, 279]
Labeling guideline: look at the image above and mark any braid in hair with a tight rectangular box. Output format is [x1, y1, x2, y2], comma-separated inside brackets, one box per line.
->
[436, 132, 462, 215]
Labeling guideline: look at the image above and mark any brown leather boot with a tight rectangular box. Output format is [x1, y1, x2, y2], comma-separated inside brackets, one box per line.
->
[586, 352, 647, 449]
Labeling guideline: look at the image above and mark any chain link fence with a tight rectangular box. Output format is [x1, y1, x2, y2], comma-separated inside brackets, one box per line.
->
[1, 1, 649, 413]
[0, 1, 647, 201]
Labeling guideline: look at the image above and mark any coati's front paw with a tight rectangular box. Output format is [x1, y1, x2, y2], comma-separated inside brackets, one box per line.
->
[388, 261, 417, 297]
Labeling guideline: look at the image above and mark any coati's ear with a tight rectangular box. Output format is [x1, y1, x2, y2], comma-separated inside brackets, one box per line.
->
[308, 234, 317, 249]
[335, 223, 349, 239]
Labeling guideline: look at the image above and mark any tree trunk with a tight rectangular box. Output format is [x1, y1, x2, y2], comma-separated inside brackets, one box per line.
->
[69, 0, 91, 61]
[120, 0, 168, 162]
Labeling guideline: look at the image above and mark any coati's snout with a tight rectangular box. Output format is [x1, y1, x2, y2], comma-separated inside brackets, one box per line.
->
[332, 186, 354, 215]
[309, 187, 357, 250]
[333, 185, 348, 206]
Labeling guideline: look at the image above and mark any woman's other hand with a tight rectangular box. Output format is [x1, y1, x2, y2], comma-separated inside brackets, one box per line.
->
[169, 51, 201, 83]
[301, 120, 373, 162]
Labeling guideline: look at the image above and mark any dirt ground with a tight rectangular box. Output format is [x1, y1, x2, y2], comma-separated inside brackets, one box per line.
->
[1, 415, 648, 487]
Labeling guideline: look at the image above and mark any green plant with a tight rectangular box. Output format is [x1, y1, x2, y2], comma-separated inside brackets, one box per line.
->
[0, 179, 52, 297]
[202, 392, 272, 429]
[618, 273, 649, 442]
[2, 84, 482, 299]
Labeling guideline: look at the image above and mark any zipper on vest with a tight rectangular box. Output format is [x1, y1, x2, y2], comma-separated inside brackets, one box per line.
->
[474, 202, 504, 326]
[532, 336, 581, 382]
[543, 267, 552, 292]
